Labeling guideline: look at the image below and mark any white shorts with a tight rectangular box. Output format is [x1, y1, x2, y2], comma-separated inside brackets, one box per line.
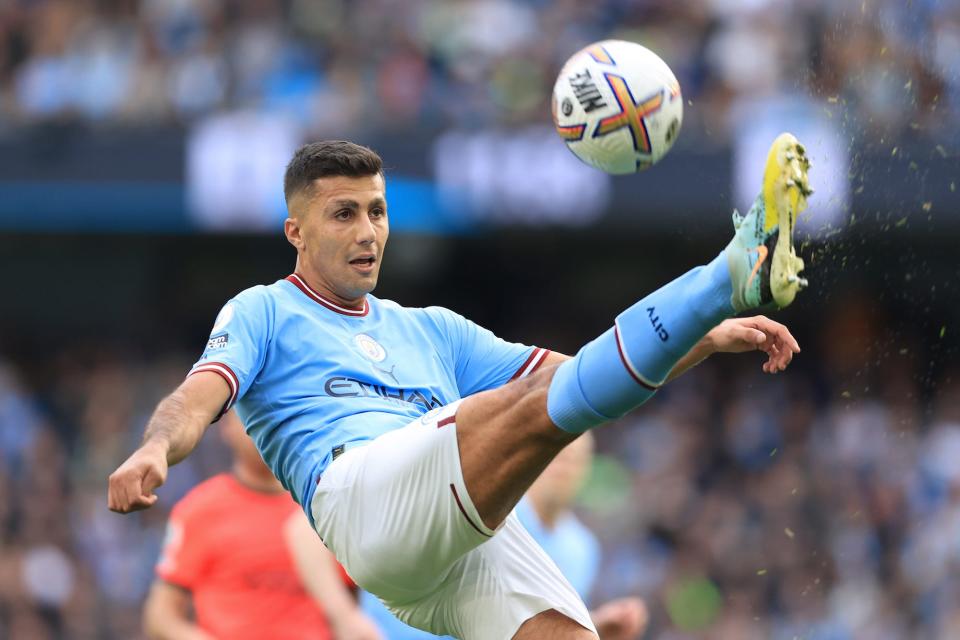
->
[311, 400, 596, 640]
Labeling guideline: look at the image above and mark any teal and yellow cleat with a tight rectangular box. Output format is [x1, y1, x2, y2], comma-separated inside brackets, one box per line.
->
[726, 132, 813, 312]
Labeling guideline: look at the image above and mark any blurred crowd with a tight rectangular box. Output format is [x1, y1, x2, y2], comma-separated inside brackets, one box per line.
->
[0, 351, 234, 638]
[0, 0, 956, 140]
[2, 310, 959, 639]
[585, 353, 960, 639]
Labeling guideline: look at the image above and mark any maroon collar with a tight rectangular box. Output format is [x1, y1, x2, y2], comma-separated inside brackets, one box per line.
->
[285, 274, 369, 317]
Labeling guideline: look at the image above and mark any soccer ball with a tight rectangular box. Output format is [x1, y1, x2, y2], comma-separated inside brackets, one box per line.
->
[552, 40, 683, 174]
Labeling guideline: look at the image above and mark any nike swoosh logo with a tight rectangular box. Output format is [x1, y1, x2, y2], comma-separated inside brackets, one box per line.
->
[746, 245, 769, 290]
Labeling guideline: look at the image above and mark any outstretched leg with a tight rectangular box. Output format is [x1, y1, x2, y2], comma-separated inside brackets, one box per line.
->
[456, 365, 573, 529]
[458, 133, 812, 529]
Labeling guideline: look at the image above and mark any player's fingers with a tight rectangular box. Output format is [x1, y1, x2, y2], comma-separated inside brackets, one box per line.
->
[110, 492, 136, 513]
[760, 343, 781, 363]
[773, 346, 793, 371]
[783, 328, 801, 353]
[763, 339, 786, 363]
[142, 465, 166, 494]
[134, 468, 163, 511]
[118, 478, 142, 513]
[782, 344, 794, 363]
[749, 316, 801, 353]
[767, 321, 801, 353]
[731, 325, 766, 349]
[772, 332, 800, 356]
[109, 466, 157, 513]
[764, 333, 798, 368]
[107, 475, 117, 511]
[763, 352, 787, 373]
[107, 471, 133, 513]
[120, 483, 157, 512]
[129, 493, 159, 512]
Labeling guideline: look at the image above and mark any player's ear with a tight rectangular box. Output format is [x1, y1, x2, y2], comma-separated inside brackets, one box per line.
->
[284, 217, 304, 251]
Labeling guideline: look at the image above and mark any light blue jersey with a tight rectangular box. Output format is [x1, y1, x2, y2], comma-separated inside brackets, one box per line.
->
[515, 497, 601, 600]
[190, 274, 547, 522]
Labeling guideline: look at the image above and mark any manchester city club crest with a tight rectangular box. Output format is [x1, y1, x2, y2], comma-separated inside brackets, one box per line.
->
[353, 333, 387, 363]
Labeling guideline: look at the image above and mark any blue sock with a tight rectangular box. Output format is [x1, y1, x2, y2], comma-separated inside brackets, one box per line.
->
[547, 252, 734, 433]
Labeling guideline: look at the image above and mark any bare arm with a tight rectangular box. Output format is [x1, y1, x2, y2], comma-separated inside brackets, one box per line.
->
[665, 315, 801, 381]
[664, 334, 714, 383]
[143, 581, 216, 640]
[541, 315, 801, 384]
[144, 372, 230, 464]
[107, 372, 229, 513]
[283, 512, 383, 640]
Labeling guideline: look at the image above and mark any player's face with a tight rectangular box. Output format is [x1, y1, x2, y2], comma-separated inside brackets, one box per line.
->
[290, 174, 389, 304]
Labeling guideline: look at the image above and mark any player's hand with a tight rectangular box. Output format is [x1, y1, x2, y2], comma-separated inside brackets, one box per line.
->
[591, 596, 649, 640]
[107, 442, 168, 513]
[332, 610, 384, 640]
[707, 316, 800, 374]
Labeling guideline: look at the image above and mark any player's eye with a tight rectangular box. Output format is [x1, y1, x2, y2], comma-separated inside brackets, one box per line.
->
[335, 209, 352, 220]
[370, 208, 386, 219]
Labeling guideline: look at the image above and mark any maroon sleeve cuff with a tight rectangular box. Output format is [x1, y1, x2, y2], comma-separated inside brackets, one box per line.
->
[187, 362, 239, 421]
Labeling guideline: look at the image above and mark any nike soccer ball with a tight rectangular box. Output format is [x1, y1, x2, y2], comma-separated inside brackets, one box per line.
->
[552, 40, 683, 174]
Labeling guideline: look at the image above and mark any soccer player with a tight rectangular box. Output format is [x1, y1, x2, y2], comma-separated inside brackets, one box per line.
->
[144, 411, 380, 640]
[110, 135, 810, 639]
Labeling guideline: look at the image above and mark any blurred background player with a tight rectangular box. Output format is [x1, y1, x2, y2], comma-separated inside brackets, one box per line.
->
[362, 432, 648, 640]
[518, 434, 647, 640]
[144, 411, 380, 640]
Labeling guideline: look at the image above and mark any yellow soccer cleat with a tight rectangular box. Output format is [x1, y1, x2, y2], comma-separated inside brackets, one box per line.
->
[726, 132, 813, 312]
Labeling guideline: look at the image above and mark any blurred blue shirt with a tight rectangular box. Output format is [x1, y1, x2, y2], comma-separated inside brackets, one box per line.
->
[514, 497, 601, 600]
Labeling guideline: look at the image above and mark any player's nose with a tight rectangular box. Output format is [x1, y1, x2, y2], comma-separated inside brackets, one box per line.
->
[355, 216, 378, 244]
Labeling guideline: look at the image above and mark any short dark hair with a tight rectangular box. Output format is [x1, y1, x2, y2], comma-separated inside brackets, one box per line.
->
[283, 140, 383, 204]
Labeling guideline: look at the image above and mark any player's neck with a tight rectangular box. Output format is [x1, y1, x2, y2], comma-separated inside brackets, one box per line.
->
[232, 463, 285, 494]
[293, 260, 366, 310]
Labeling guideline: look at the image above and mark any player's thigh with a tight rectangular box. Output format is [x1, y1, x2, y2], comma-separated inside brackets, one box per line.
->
[513, 610, 599, 640]
[455, 365, 579, 529]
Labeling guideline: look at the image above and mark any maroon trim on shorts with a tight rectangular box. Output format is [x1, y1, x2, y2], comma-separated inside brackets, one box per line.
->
[449, 483, 492, 538]
[437, 415, 456, 429]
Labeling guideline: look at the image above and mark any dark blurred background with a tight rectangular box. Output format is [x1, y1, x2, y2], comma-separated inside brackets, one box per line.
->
[1, 0, 960, 638]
